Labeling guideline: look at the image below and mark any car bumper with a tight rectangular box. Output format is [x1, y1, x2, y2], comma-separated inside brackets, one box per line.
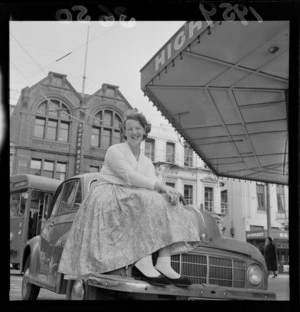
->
[77, 273, 276, 301]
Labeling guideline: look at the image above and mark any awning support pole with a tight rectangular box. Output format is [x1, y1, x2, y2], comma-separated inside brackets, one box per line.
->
[266, 183, 271, 237]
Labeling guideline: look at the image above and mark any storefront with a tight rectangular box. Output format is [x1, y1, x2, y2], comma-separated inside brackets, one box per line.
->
[246, 230, 289, 273]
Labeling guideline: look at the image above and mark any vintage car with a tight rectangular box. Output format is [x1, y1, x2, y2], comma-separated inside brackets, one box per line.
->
[21, 173, 276, 300]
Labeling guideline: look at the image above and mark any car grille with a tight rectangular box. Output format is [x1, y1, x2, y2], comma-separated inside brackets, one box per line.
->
[171, 253, 246, 288]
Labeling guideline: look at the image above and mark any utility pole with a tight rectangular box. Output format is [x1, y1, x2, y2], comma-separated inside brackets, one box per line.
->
[81, 26, 90, 101]
[266, 183, 271, 237]
[75, 25, 90, 175]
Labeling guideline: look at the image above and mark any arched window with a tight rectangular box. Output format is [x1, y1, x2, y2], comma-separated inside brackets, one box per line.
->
[91, 109, 122, 148]
[34, 99, 71, 143]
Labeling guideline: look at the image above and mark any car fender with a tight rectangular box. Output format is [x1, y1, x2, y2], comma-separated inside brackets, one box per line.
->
[22, 235, 42, 280]
[187, 207, 267, 266]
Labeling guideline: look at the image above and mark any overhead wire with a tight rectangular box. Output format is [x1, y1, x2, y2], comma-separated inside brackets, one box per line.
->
[10, 32, 46, 74]
[10, 62, 33, 85]
[13, 25, 118, 85]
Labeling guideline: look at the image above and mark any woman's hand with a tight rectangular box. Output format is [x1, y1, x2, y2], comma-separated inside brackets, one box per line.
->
[154, 182, 180, 205]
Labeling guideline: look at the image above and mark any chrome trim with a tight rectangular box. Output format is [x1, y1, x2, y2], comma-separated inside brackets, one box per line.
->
[171, 253, 246, 288]
[84, 273, 276, 300]
[179, 254, 182, 275]
[231, 258, 234, 288]
[206, 255, 209, 283]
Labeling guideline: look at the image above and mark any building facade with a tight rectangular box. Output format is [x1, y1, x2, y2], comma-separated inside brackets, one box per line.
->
[142, 123, 219, 211]
[10, 72, 133, 179]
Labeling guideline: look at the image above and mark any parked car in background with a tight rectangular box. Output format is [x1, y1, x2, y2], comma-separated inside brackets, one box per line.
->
[21, 173, 276, 300]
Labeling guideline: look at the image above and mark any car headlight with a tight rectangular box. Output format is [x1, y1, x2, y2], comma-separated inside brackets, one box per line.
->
[247, 264, 263, 286]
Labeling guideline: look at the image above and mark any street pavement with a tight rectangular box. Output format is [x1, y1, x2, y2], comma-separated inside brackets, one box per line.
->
[9, 270, 65, 301]
[10, 269, 289, 301]
[267, 274, 289, 301]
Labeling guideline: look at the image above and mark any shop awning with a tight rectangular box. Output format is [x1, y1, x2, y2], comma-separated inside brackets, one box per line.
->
[141, 21, 289, 185]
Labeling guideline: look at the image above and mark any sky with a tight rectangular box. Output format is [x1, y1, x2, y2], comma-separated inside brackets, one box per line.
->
[9, 21, 186, 127]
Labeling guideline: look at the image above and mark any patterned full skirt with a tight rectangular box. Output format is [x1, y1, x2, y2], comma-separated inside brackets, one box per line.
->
[58, 183, 201, 277]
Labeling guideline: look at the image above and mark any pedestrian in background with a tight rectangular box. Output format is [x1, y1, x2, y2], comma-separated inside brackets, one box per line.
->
[264, 237, 278, 278]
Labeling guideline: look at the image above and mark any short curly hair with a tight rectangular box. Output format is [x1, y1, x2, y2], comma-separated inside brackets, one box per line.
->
[120, 109, 151, 140]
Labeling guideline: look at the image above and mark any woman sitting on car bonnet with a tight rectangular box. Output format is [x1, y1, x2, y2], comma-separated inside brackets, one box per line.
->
[58, 109, 201, 287]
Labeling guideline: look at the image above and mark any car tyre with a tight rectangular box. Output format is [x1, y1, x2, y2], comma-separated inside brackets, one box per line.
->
[22, 257, 40, 300]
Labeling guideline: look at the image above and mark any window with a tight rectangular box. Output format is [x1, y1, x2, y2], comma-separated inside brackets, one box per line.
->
[34, 118, 45, 138]
[30, 158, 67, 181]
[56, 162, 67, 180]
[57, 180, 80, 215]
[43, 160, 54, 178]
[166, 142, 175, 163]
[91, 128, 100, 147]
[277, 185, 285, 212]
[104, 110, 112, 126]
[74, 182, 82, 207]
[166, 182, 175, 188]
[256, 184, 266, 211]
[46, 120, 58, 140]
[34, 99, 71, 143]
[205, 187, 214, 212]
[89, 165, 100, 172]
[145, 138, 155, 161]
[91, 109, 122, 148]
[10, 192, 28, 217]
[221, 190, 228, 214]
[59, 121, 69, 142]
[30, 159, 42, 176]
[50, 184, 63, 217]
[102, 128, 112, 148]
[184, 143, 193, 167]
[184, 185, 193, 205]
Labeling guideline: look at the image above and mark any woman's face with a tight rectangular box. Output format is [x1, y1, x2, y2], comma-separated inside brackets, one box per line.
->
[125, 119, 145, 148]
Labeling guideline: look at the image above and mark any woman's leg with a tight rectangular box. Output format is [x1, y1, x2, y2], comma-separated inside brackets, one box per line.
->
[134, 254, 161, 277]
[155, 246, 180, 279]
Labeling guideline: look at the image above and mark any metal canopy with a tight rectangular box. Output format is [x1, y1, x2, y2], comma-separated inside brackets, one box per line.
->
[141, 21, 289, 185]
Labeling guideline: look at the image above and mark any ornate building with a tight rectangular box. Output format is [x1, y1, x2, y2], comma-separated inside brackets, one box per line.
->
[10, 72, 132, 179]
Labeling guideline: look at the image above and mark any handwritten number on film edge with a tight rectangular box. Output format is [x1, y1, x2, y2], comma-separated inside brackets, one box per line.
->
[55, 4, 136, 27]
[199, 2, 263, 24]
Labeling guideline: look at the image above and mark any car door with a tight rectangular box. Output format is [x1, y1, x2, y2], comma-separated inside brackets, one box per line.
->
[38, 183, 64, 284]
[44, 178, 82, 289]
